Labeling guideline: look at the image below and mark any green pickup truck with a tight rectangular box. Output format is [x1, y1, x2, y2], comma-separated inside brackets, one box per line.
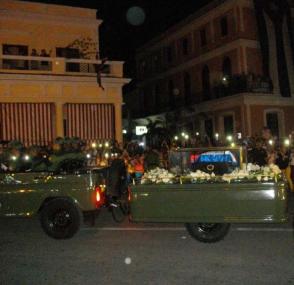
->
[0, 171, 104, 239]
[129, 147, 289, 243]
[0, 147, 290, 243]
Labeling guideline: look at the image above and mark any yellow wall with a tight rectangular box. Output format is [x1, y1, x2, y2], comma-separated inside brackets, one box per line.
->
[0, 0, 130, 143]
[0, 0, 101, 58]
[0, 77, 124, 142]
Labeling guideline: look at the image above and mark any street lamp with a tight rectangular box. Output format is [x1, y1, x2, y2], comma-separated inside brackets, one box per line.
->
[91, 142, 97, 148]
[268, 139, 274, 146]
[226, 135, 233, 142]
[196, 132, 200, 136]
[215, 133, 219, 140]
[185, 134, 189, 140]
[174, 136, 179, 141]
[284, 139, 290, 146]
[24, 155, 30, 161]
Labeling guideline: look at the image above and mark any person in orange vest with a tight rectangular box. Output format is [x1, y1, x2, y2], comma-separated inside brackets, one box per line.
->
[133, 154, 144, 180]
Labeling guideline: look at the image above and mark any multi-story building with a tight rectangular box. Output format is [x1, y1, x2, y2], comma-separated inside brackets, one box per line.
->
[0, 0, 130, 146]
[125, 0, 294, 141]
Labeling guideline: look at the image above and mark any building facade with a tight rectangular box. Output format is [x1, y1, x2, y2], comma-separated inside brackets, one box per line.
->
[0, 0, 130, 146]
[125, 0, 294, 141]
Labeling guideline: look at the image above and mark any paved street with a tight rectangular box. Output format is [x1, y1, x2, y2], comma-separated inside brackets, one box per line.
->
[1, 199, 294, 285]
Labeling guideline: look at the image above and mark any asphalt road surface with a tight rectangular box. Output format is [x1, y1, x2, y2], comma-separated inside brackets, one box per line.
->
[1, 203, 294, 285]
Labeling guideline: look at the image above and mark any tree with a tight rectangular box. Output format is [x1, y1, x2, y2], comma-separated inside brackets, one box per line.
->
[146, 118, 170, 148]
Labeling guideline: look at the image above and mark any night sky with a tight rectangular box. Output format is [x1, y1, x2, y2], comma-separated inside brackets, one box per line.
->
[22, 0, 211, 76]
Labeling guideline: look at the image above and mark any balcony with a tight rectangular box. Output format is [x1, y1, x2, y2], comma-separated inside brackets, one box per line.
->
[213, 74, 273, 99]
[0, 54, 123, 78]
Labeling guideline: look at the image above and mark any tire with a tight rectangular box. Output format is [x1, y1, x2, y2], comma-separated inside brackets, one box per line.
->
[40, 198, 81, 239]
[185, 223, 230, 243]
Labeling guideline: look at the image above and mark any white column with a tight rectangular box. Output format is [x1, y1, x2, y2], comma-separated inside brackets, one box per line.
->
[283, 17, 294, 96]
[242, 46, 248, 74]
[264, 12, 280, 95]
[239, 5, 245, 32]
[114, 102, 122, 143]
[210, 21, 215, 43]
[55, 102, 64, 137]
[246, 104, 252, 136]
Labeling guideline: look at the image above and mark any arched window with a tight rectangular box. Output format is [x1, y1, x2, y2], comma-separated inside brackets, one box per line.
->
[222, 56, 232, 78]
[202, 65, 210, 100]
[220, 17, 228, 36]
[184, 72, 191, 104]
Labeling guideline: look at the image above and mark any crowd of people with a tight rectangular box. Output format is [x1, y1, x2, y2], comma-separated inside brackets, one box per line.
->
[1, 127, 294, 191]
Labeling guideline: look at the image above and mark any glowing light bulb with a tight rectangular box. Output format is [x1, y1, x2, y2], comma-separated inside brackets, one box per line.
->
[226, 135, 233, 142]
[24, 155, 30, 161]
[284, 139, 290, 146]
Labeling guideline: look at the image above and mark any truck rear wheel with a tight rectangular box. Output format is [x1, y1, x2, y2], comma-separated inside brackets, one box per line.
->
[40, 198, 81, 239]
[185, 223, 230, 243]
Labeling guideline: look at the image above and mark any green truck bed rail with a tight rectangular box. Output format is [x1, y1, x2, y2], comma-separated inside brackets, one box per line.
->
[130, 182, 288, 223]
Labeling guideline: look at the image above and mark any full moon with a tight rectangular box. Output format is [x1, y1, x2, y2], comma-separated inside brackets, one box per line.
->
[126, 6, 146, 26]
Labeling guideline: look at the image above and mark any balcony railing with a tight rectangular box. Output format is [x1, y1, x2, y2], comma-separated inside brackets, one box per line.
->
[0, 55, 123, 78]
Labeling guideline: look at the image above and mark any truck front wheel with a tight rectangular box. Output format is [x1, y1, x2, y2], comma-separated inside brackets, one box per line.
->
[185, 223, 230, 243]
[40, 198, 81, 239]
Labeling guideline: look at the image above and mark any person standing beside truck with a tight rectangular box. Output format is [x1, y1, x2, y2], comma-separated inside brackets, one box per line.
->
[133, 154, 144, 180]
[248, 139, 268, 166]
[107, 150, 128, 203]
[289, 147, 294, 192]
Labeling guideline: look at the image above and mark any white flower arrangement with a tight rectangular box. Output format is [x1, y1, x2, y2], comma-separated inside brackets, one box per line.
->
[189, 170, 211, 179]
[221, 169, 250, 183]
[141, 167, 175, 184]
[140, 164, 282, 185]
[246, 163, 260, 172]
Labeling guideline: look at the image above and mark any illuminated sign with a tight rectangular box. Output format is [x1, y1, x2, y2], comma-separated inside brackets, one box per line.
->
[136, 126, 148, 135]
